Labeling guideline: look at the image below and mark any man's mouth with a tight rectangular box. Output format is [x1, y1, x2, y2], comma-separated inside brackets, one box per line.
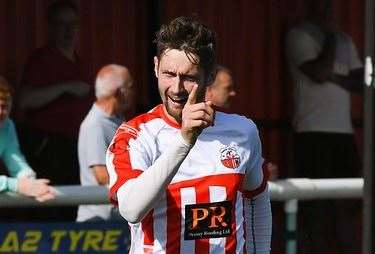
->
[169, 96, 188, 106]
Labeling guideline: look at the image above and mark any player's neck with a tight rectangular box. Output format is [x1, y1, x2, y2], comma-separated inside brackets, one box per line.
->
[162, 105, 181, 126]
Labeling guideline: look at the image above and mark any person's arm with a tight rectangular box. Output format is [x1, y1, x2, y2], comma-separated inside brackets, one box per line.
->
[286, 27, 336, 84]
[329, 36, 364, 93]
[2, 119, 35, 178]
[243, 177, 272, 254]
[0, 175, 18, 193]
[18, 50, 90, 113]
[0, 119, 54, 201]
[329, 68, 364, 93]
[0, 175, 54, 202]
[299, 33, 336, 83]
[18, 81, 90, 111]
[91, 165, 109, 185]
[242, 126, 272, 254]
[114, 134, 192, 223]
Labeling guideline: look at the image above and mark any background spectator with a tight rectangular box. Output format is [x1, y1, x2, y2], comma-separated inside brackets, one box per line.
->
[205, 65, 236, 109]
[286, 0, 363, 253]
[206, 65, 279, 180]
[0, 76, 54, 202]
[16, 0, 92, 220]
[77, 64, 134, 222]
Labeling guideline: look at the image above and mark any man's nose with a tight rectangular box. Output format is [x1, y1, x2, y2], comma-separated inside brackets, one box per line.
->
[170, 77, 184, 94]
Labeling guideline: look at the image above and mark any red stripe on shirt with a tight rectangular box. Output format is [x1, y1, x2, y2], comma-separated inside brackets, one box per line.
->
[164, 174, 244, 253]
[166, 187, 182, 254]
[142, 209, 154, 247]
[225, 190, 237, 253]
[195, 186, 210, 254]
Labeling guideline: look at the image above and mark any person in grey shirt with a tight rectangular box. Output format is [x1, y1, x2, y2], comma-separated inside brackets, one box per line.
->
[77, 64, 134, 222]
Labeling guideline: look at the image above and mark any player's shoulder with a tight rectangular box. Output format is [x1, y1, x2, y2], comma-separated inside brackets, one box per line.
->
[114, 105, 165, 139]
[125, 105, 163, 130]
[80, 105, 104, 127]
[215, 111, 258, 133]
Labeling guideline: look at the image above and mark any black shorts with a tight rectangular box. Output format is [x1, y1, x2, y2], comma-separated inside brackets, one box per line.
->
[294, 132, 361, 178]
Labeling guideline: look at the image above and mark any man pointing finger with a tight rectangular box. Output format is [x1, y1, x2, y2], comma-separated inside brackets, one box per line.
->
[107, 16, 272, 254]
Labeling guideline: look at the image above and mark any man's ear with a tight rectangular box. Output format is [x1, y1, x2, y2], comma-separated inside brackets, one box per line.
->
[206, 70, 216, 86]
[153, 56, 159, 78]
[205, 85, 213, 100]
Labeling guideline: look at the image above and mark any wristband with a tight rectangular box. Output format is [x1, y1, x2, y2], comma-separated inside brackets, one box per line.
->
[6, 177, 18, 192]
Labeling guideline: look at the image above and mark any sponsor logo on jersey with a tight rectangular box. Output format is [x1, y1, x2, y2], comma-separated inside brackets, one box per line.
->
[184, 200, 232, 240]
[220, 146, 241, 169]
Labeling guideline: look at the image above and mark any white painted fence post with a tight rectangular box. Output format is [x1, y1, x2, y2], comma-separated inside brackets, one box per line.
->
[284, 199, 298, 254]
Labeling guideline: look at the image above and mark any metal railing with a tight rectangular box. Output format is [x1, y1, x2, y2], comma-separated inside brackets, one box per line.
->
[0, 178, 364, 254]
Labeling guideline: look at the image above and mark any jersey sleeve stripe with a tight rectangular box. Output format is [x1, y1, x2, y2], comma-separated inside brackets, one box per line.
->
[109, 169, 142, 204]
[107, 107, 163, 204]
[107, 130, 142, 204]
[241, 163, 269, 199]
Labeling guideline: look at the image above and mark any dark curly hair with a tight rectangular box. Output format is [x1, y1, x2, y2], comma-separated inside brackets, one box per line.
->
[155, 16, 217, 83]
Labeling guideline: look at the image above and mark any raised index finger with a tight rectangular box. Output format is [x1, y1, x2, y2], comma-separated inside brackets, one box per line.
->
[186, 84, 198, 105]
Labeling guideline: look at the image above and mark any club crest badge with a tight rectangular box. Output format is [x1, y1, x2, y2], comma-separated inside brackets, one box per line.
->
[220, 146, 241, 169]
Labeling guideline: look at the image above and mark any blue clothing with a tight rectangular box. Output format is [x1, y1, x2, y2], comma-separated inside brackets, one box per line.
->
[0, 118, 34, 192]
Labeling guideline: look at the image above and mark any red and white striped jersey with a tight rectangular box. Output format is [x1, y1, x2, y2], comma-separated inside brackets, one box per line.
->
[107, 104, 266, 254]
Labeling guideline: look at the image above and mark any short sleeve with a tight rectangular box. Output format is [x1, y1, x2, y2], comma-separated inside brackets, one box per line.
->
[106, 123, 152, 204]
[84, 125, 107, 167]
[286, 28, 319, 66]
[241, 124, 268, 198]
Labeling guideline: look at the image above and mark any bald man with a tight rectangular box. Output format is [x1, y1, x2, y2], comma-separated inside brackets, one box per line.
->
[76, 64, 134, 222]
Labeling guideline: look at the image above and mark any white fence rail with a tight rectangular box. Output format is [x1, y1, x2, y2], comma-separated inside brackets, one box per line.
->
[0, 178, 363, 207]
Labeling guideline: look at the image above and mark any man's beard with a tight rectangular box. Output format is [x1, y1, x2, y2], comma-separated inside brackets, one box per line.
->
[162, 86, 205, 124]
[164, 99, 183, 123]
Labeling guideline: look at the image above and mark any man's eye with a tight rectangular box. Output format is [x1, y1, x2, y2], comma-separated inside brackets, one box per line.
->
[164, 73, 175, 78]
[185, 77, 198, 82]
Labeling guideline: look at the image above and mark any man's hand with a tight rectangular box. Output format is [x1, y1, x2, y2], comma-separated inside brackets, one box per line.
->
[17, 178, 56, 202]
[181, 84, 215, 144]
[266, 162, 279, 181]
